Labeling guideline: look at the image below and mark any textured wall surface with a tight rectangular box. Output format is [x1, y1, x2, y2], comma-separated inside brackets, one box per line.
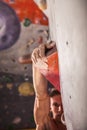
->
[0, 1, 49, 129]
[47, 0, 87, 130]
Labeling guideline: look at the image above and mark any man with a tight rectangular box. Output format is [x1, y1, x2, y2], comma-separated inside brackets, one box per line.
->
[31, 42, 66, 130]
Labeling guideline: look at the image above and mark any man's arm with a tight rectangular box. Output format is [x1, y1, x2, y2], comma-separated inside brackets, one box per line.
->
[33, 65, 50, 130]
[32, 42, 55, 130]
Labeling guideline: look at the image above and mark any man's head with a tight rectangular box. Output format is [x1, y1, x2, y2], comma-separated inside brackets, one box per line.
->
[49, 88, 63, 120]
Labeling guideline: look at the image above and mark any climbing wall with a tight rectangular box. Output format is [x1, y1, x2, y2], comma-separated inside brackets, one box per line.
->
[47, 0, 87, 130]
[0, 0, 49, 129]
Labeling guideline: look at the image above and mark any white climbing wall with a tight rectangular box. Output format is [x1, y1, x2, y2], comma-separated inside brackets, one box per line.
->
[47, 0, 87, 130]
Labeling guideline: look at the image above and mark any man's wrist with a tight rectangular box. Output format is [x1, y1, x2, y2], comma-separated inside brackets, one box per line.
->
[36, 95, 49, 101]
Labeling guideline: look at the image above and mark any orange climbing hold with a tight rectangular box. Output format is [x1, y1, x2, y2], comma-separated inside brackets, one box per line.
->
[40, 52, 60, 91]
[3, 0, 48, 25]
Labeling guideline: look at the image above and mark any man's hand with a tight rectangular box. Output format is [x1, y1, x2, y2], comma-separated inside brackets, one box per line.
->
[31, 41, 56, 70]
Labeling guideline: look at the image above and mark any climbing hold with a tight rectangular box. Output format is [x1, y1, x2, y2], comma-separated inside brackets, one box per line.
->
[0, 1, 21, 50]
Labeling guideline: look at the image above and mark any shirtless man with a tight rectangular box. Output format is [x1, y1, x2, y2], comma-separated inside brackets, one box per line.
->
[31, 42, 66, 130]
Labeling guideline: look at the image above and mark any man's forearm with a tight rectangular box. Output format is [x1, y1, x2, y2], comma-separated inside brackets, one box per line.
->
[33, 65, 48, 98]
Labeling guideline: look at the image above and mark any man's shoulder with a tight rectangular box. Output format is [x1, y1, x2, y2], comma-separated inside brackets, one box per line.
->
[49, 118, 67, 130]
[47, 118, 59, 130]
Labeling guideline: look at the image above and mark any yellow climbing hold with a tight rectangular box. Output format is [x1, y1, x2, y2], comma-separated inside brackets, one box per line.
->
[18, 82, 34, 96]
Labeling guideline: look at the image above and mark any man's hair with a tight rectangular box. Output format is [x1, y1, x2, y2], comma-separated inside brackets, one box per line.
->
[49, 88, 60, 97]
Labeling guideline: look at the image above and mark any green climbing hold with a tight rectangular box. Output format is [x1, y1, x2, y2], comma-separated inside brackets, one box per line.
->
[23, 18, 31, 27]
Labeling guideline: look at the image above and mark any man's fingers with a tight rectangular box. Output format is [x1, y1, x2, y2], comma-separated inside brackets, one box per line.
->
[31, 48, 39, 63]
[46, 41, 56, 49]
[38, 44, 45, 58]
